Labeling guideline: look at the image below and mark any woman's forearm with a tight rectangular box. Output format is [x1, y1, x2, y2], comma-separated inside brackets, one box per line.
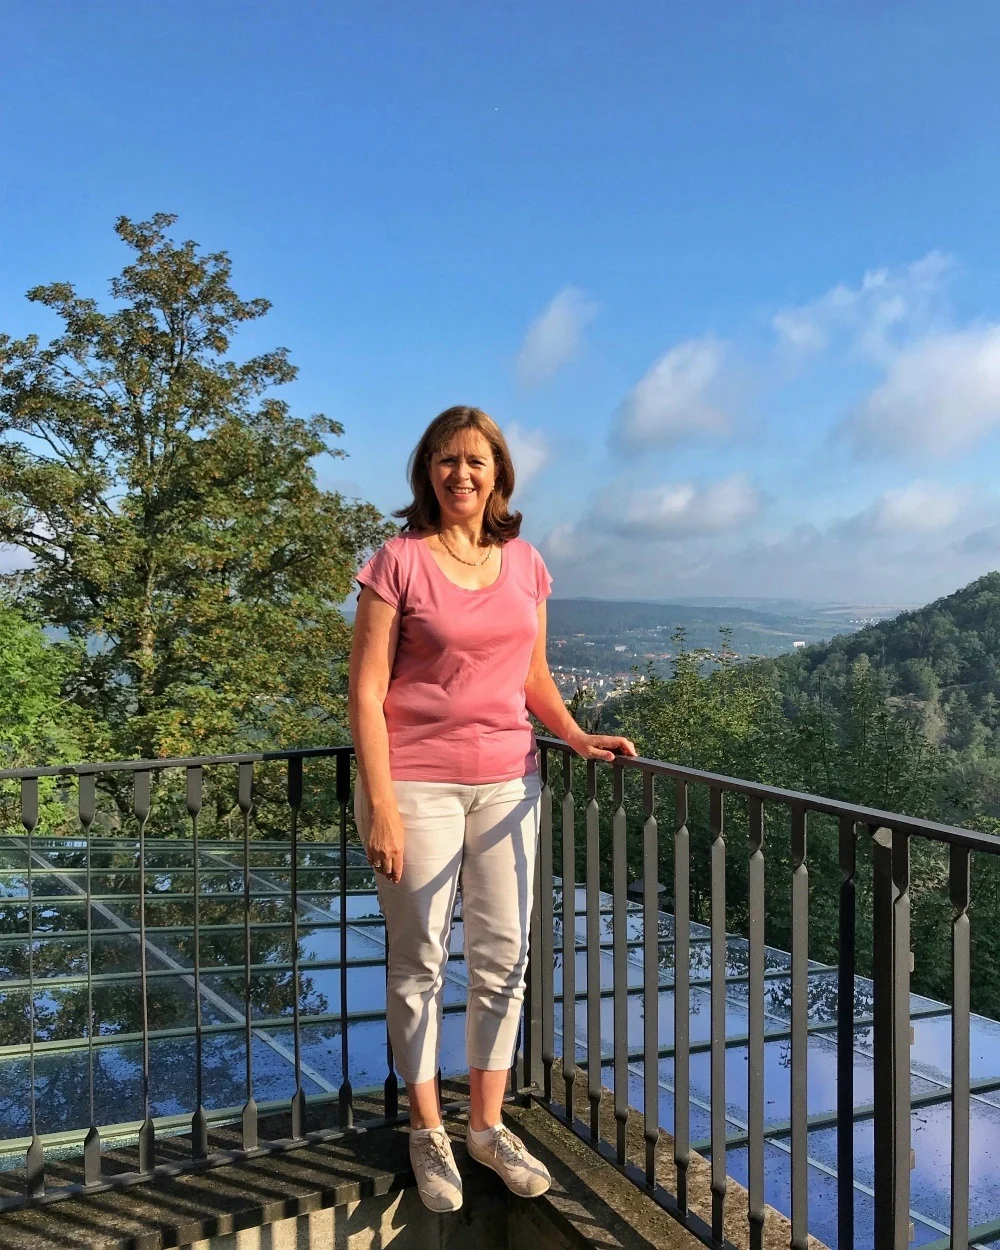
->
[349, 691, 397, 812]
[524, 670, 585, 747]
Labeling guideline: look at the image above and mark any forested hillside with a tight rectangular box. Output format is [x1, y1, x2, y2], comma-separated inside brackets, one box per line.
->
[767, 571, 1000, 815]
[570, 581, 1000, 1018]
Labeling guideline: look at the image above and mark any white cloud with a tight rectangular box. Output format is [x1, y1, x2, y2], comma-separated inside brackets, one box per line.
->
[955, 524, 1000, 555]
[537, 476, 762, 584]
[772, 310, 828, 355]
[597, 473, 761, 537]
[850, 481, 964, 536]
[845, 325, 1000, 457]
[614, 336, 729, 449]
[539, 508, 1000, 606]
[544, 522, 583, 561]
[519, 249, 1000, 604]
[773, 251, 953, 364]
[535, 469, 1000, 603]
[504, 422, 551, 489]
[515, 286, 597, 388]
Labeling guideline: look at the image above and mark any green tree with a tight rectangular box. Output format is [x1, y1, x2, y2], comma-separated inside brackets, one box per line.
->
[0, 214, 392, 765]
[576, 631, 788, 932]
[0, 596, 79, 767]
[0, 596, 82, 832]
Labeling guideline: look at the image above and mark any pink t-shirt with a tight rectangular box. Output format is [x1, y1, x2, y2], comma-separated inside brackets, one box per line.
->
[355, 531, 553, 784]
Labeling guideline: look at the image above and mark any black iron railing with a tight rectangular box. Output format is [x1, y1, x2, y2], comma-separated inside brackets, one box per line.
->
[525, 737, 994, 1250]
[0, 747, 415, 1209]
[0, 740, 994, 1250]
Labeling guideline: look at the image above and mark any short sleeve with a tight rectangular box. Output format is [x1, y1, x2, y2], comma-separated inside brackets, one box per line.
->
[533, 546, 553, 605]
[356, 541, 405, 611]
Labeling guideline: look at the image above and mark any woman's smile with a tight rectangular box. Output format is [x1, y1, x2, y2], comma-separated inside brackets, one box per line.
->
[430, 430, 497, 520]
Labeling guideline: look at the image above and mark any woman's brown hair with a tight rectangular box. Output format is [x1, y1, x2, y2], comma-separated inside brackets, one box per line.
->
[394, 406, 522, 545]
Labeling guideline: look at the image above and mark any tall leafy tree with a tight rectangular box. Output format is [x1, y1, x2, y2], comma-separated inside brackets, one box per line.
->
[0, 214, 392, 763]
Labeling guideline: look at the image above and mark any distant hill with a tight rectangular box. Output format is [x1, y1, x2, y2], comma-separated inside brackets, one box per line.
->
[767, 572, 1000, 754]
[546, 598, 793, 631]
[545, 596, 888, 662]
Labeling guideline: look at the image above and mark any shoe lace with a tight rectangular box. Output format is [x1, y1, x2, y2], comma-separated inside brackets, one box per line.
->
[414, 1128, 454, 1179]
[491, 1125, 526, 1165]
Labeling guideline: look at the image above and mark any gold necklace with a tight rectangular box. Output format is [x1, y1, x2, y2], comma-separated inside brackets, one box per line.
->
[437, 532, 495, 566]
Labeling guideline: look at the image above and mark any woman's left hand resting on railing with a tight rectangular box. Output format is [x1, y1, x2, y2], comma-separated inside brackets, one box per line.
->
[565, 731, 638, 763]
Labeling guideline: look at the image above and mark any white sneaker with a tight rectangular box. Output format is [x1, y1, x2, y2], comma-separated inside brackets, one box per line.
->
[409, 1125, 463, 1212]
[465, 1122, 551, 1198]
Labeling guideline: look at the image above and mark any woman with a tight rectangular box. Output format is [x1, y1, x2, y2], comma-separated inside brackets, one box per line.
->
[348, 406, 636, 1213]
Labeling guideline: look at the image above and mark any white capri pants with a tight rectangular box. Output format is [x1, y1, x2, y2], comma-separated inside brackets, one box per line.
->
[354, 772, 541, 1085]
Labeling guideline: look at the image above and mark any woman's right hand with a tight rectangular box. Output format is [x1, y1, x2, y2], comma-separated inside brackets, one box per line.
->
[366, 804, 405, 883]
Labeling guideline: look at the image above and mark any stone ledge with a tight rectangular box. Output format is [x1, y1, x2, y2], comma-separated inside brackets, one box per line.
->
[536, 1061, 829, 1250]
[0, 1120, 413, 1250]
[0, 1079, 829, 1250]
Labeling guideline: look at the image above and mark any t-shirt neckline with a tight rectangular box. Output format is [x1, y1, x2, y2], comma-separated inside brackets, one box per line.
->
[414, 532, 510, 595]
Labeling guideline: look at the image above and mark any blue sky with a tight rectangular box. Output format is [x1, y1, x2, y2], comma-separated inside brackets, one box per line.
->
[2, 1, 1000, 605]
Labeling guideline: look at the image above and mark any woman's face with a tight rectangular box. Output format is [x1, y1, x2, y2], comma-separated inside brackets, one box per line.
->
[428, 429, 497, 526]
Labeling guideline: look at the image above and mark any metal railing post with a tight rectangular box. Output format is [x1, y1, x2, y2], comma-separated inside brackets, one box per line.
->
[790, 804, 809, 1250]
[673, 779, 691, 1216]
[585, 759, 602, 1140]
[539, 747, 555, 1101]
[561, 752, 577, 1115]
[747, 796, 765, 1250]
[872, 825, 913, 1250]
[837, 816, 857, 1250]
[611, 762, 629, 1164]
[950, 844, 971, 1250]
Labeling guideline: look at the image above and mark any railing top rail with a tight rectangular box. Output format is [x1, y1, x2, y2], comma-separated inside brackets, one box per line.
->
[536, 735, 1000, 855]
[5, 734, 996, 855]
[0, 744, 353, 783]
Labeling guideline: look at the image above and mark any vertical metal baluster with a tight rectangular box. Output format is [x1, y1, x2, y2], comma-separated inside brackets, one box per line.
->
[540, 747, 555, 1101]
[709, 787, 727, 1243]
[950, 845, 971, 1250]
[135, 771, 154, 1172]
[80, 774, 101, 1185]
[188, 766, 207, 1158]
[22, 778, 43, 1198]
[674, 780, 691, 1216]
[747, 796, 765, 1250]
[642, 770, 659, 1186]
[790, 804, 809, 1250]
[511, 1030, 523, 1101]
[337, 751, 353, 1128]
[525, 748, 544, 1093]
[287, 756, 306, 1139]
[891, 830, 912, 1250]
[612, 762, 628, 1164]
[837, 816, 857, 1250]
[872, 826, 894, 1248]
[585, 760, 601, 1141]
[514, 746, 545, 1098]
[562, 752, 577, 1117]
[238, 762, 257, 1151]
[384, 956, 399, 1120]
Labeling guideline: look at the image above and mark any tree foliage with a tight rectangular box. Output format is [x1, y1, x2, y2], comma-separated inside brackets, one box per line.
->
[0, 597, 80, 768]
[0, 214, 393, 763]
[769, 572, 1000, 815]
[555, 626, 1000, 1014]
